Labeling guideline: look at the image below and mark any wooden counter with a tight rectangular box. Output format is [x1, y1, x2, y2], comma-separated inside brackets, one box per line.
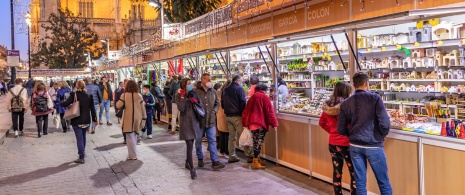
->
[261, 113, 465, 195]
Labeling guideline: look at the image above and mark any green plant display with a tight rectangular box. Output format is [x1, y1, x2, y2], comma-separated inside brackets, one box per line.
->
[287, 59, 308, 71]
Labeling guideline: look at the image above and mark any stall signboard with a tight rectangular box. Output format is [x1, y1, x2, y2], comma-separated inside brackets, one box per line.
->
[210, 27, 228, 49]
[306, 0, 350, 30]
[227, 24, 247, 47]
[248, 17, 273, 42]
[7, 50, 20, 67]
[352, 0, 414, 21]
[163, 24, 184, 41]
[273, 8, 306, 36]
[108, 51, 121, 60]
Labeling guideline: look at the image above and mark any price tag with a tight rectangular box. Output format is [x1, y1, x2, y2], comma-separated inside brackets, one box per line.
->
[303, 54, 307, 59]
[313, 53, 317, 57]
[396, 45, 402, 50]
[366, 48, 372, 53]
[281, 56, 285, 60]
[414, 42, 420, 47]
[437, 41, 444, 46]
[381, 47, 387, 51]
[462, 39, 465, 45]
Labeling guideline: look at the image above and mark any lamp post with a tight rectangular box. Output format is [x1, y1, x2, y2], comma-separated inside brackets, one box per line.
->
[148, 0, 164, 42]
[26, 11, 31, 79]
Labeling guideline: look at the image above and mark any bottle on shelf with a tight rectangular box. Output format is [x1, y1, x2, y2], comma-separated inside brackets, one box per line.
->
[441, 122, 447, 136]
[451, 120, 456, 137]
[459, 124, 465, 139]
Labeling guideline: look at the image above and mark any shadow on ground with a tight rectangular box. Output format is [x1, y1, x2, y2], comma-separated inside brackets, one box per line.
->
[0, 162, 79, 187]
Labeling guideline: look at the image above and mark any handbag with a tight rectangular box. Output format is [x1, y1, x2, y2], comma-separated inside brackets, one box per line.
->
[191, 101, 205, 120]
[63, 93, 80, 120]
[47, 93, 54, 110]
[115, 94, 125, 118]
[52, 110, 60, 129]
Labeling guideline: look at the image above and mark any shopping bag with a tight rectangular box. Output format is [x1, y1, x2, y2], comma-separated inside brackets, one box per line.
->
[239, 128, 253, 147]
[53, 111, 60, 129]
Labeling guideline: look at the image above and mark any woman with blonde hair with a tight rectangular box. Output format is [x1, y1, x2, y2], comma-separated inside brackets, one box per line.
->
[31, 82, 54, 137]
[60, 80, 98, 164]
[116, 80, 147, 160]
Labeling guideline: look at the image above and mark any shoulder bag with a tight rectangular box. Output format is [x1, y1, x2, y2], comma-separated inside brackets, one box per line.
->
[115, 94, 125, 118]
[191, 100, 205, 120]
[63, 93, 80, 120]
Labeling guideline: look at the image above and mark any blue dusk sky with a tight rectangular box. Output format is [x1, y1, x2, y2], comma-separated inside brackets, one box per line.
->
[0, 0, 29, 60]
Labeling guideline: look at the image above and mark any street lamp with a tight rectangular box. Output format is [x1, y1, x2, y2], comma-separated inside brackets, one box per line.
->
[25, 11, 31, 79]
[148, 0, 164, 43]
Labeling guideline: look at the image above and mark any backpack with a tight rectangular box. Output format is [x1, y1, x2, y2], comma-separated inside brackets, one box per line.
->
[34, 93, 48, 112]
[10, 88, 25, 112]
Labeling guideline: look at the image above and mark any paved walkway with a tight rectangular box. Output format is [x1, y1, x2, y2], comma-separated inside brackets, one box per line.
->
[0, 96, 338, 195]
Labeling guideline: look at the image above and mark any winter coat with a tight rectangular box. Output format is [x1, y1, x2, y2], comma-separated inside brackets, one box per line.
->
[278, 84, 289, 101]
[86, 83, 102, 105]
[116, 92, 147, 134]
[142, 93, 156, 112]
[55, 87, 72, 114]
[169, 80, 180, 102]
[150, 86, 165, 103]
[99, 82, 113, 101]
[31, 91, 54, 116]
[337, 90, 391, 147]
[114, 87, 124, 103]
[176, 90, 202, 140]
[163, 85, 172, 114]
[242, 90, 278, 131]
[195, 87, 220, 129]
[216, 89, 228, 133]
[319, 100, 350, 146]
[221, 82, 246, 117]
[60, 91, 97, 126]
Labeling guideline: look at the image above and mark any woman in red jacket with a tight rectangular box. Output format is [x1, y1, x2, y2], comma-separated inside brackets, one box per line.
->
[242, 84, 278, 169]
[319, 82, 356, 195]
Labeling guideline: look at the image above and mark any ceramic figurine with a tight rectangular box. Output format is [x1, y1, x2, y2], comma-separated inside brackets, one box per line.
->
[443, 50, 459, 66]
[426, 48, 437, 57]
[426, 84, 435, 92]
[412, 58, 422, 68]
[435, 51, 445, 66]
[459, 48, 465, 57]
[460, 58, 465, 66]
[440, 86, 449, 92]
[432, 21, 463, 40]
[390, 83, 399, 91]
[449, 86, 457, 93]
[388, 56, 403, 68]
[437, 69, 445, 79]
[422, 57, 434, 67]
[403, 57, 412, 68]
[412, 49, 426, 58]
[400, 83, 406, 91]
[457, 85, 465, 93]
[409, 26, 432, 43]
[426, 71, 439, 79]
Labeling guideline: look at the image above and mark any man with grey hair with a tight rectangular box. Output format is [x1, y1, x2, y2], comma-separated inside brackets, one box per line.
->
[85, 77, 102, 133]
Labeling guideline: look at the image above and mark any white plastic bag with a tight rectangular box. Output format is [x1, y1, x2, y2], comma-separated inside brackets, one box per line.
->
[239, 127, 253, 147]
[53, 111, 60, 129]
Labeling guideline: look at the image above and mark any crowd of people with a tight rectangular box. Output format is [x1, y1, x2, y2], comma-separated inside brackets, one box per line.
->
[4, 72, 392, 194]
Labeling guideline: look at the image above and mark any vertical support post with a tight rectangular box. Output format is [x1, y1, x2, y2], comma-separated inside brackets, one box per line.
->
[225, 51, 231, 79]
[28, 26, 31, 79]
[271, 43, 279, 166]
[418, 137, 424, 195]
[10, 0, 16, 85]
[347, 31, 358, 82]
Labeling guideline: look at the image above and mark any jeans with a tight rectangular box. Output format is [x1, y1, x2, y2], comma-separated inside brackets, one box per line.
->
[227, 116, 253, 158]
[99, 100, 111, 123]
[143, 111, 153, 135]
[36, 115, 49, 134]
[91, 104, 100, 129]
[350, 146, 392, 195]
[329, 145, 356, 195]
[11, 111, 25, 131]
[72, 125, 87, 159]
[195, 126, 219, 162]
[154, 104, 162, 122]
[27, 88, 32, 97]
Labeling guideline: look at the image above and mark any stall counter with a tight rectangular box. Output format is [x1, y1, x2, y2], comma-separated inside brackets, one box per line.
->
[262, 113, 465, 195]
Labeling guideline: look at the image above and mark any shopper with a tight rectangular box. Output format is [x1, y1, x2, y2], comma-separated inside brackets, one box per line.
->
[6, 78, 28, 137]
[150, 82, 165, 124]
[168, 75, 181, 134]
[56, 81, 72, 132]
[142, 85, 156, 139]
[26, 78, 35, 97]
[60, 80, 98, 164]
[99, 77, 113, 126]
[242, 84, 278, 169]
[85, 77, 102, 133]
[319, 82, 356, 195]
[194, 74, 225, 170]
[217, 80, 231, 157]
[49, 83, 59, 112]
[338, 73, 392, 195]
[277, 76, 289, 102]
[0, 81, 4, 95]
[247, 76, 259, 98]
[114, 82, 125, 124]
[176, 78, 202, 179]
[31, 82, 54, 137]
[49, 79, 54, 88]
[163, 80, 172, 130]
[116, 80, 147, 160]
[221, 75, 252, 163]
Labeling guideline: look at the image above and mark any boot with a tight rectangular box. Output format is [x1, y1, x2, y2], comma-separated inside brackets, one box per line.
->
[251, 158, 265, 169]
[185, 160, 190, 170]
[190, 168, 197, 179]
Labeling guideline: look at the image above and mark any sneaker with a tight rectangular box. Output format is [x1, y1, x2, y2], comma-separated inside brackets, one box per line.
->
[99, 121, 103, 125]
[198, 159, 204, 167]
[14, 130, 18, 137]
[74, 159, 85, 164]
[212, 161, 225, 170]
[147, 135, 153, 139]
[107, 122, 112, 126]
[90, 128, 95, 134]
[19, 131, 24, 136]
[228, 156, 240, 163]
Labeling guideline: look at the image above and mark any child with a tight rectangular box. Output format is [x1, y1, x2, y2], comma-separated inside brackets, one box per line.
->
[142, 85, 156, 139]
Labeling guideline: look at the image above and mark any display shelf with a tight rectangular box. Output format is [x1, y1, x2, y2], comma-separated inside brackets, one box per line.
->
[388, 79, 436, 82]
[279, 50, 350, 61]
[437, 79, 465, 82]
[286, 79, 312, 82]
[311, 70, 347, 73]
[369, 79, 385, 82]
[231, 59, 271, 64]
[359, 38, 465, 54]
[281, 70, 311, 73]
[289, 87, 312, 89]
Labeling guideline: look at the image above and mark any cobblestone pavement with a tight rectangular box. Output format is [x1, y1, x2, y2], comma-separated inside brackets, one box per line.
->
[0, 96, 337, 195]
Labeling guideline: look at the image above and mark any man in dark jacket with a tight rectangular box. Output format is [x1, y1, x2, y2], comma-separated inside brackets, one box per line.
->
[221, 75, 252, 163]
[337, 72, 392, 195]
[142, 85, 156, 139]
[163, 80, 173, 130]
[195, 74, 225, 170]
[86, 77, 102, 133]
[114, 82, 124, 124]
[168, 75, 181, 133]
[26, 78, 35, 97]
[98, 77, 113, 126]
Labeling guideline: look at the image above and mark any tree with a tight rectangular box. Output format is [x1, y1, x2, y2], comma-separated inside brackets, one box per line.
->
[31, 8, 105, 69]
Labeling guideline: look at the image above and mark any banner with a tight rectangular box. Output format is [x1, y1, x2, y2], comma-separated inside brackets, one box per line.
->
[7, 50, 20, 67]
